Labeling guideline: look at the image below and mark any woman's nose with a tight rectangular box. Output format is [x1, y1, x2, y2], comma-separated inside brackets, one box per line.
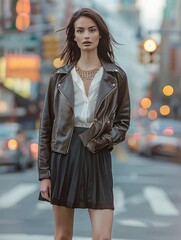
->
[84, 31, 90, 39]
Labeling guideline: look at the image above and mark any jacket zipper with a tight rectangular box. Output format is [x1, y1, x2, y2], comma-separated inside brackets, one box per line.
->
[94, 83, 117, 117]
[91, 87, 116, 144]
[91, 74, 118, 143]
[58, 87, 74, 152]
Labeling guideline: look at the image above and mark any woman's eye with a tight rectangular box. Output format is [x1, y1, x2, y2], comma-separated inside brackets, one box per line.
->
[77, 29, 83, 33]
[90, 28, 96, 32]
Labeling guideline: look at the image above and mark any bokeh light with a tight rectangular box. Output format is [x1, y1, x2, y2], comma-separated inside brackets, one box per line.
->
[162, 85, 174, 96]
[159, 105, 170, 116]
[16, 13, 30, 31]
[53, 58, 64, 68]
[148, 110, 157, 120]
[16, 0, 31, 14]
[140, 97, 152, 109]
[138, 107, 148, 117]
[143, 39, 157, 52]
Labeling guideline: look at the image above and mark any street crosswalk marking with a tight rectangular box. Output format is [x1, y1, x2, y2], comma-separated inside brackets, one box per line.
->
[0, 234, 137, 240]
[0, 183, 37, 208]
[114, 187, 126, 215]
[143, 186, 179, 216]
[0, 183, 179, 218]
[36, 187, 126, 213]
[36, 201, 51, 210]
[118, 219, 147, 228]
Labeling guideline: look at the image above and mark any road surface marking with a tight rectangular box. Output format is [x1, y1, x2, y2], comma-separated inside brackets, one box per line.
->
[36, 201, 52, 210]
[143, 186, 179, 216]
[118, 219, 147, 228]
[114, 187, 126, 215]
[126, 193, 145, 205]
[0, 234, 137, 240]
[36, 187, 127, 213]
[0, 184, 37, 208]
[117, 218, 172, 228]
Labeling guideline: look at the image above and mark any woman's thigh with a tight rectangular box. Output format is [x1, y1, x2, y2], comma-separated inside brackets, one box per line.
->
[88, 209, 114, 239]
[52, 205, 74, 238]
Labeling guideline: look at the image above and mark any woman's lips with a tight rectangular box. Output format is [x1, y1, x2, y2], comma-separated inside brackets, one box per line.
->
[83, 41, 92, 45]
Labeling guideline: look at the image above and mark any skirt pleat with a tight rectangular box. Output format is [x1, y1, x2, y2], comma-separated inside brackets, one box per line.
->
[39, 127, 114, 210]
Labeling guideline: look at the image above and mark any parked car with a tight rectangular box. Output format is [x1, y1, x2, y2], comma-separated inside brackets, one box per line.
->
[0, 122, 33, 171]
[137, 118, 181, 159]
[25, 129, 39, 162]
[126, 118, 150, 152]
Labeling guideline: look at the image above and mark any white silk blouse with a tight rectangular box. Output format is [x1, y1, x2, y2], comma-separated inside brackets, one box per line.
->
[71, 66, 103, 128]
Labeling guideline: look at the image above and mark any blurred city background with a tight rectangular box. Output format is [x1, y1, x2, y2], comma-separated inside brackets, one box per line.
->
[0, 0, 181, 240]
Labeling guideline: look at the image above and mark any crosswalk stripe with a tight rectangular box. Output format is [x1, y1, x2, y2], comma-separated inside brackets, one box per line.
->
[114, 187, 126, 215]
[0, 184, 37, 208]
[36, 201, 52, 210]
[0, 234, 135, 240]
[118, 219, 147, 228]
[143, 186, 179, 216]
[0, 183, 179, 218]
[36, 187, 127, 212]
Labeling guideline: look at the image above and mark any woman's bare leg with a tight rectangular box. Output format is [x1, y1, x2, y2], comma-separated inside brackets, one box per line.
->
[88, 209, 113, 240]
[52, 205, 74, 240]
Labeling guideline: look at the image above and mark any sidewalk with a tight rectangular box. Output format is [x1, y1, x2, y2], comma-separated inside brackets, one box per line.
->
[0, 234, 134, 240]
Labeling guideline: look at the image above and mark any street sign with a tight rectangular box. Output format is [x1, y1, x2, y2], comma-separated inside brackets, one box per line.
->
[0, 33, 39, 49]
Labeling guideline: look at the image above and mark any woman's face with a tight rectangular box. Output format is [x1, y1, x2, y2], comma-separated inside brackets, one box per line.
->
[74, 16, 101, 52]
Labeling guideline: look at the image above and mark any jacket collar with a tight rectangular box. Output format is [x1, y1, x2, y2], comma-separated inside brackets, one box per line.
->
[56, 62, 119, 110]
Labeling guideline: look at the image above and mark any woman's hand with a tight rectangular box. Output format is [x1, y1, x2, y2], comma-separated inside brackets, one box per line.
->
[40, 178, 51, 201]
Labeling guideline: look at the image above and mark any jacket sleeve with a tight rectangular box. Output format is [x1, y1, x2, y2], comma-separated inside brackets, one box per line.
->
[38, 75, 56, 180]
[111, 70, 130, 146]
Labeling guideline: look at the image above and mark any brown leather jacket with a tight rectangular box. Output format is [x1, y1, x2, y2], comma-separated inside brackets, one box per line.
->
[38, 62, 130, 180]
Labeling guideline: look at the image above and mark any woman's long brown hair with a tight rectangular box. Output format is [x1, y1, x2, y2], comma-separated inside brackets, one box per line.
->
[57, 8, 118, 64]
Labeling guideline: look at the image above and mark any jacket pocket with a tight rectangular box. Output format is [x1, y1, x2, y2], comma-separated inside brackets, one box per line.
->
[87, 133, 113, 153]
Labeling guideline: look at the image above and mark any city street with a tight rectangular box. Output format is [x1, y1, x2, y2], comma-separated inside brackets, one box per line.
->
[0, 144, 181, 240]
[1, 1, 181, 240]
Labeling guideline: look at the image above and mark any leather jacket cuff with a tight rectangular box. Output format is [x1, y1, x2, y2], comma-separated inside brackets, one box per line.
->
[39, 169, 51, 181]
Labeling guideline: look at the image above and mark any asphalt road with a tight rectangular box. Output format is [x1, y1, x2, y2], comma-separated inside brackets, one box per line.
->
[0, 144, 181, 240]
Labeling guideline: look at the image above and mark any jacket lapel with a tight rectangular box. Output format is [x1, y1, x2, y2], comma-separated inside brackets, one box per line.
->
[57, 72, 74, 109]
[56, 62, 119, 111]
[95, 70, 117, 114]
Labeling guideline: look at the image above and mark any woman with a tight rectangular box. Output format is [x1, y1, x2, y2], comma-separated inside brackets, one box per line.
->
[38, 7, 130, 240]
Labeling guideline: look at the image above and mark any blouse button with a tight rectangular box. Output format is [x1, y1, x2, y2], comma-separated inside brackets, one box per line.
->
[112, 83, 116, 87]
[58, 84, 61, 87]
[107, 120, 110, 124]
[94, 118, 98, 122]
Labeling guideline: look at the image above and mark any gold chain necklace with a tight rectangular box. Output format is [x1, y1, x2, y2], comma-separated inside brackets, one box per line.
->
[76, 67, 100, 81]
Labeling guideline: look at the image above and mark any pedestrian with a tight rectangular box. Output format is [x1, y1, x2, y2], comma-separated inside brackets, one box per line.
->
[38, 7, 130, 240]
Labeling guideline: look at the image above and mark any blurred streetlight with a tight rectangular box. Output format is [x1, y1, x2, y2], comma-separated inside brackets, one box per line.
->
[138, 37, 159, 64]
[15, 0, 31, 31]
[162, 85, 174, 96]
[140, 97, 152, 109]
[143, 38, 158, 53]
[159, 105, 170, 116]
[148, 110, 157, 120]
[53, 58, 64, 68]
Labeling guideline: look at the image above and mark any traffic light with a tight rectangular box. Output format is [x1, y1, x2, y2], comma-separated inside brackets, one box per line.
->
[42, 34, 60, 60]
[15, 0, 31, 31]
[138, 38, 159, 64]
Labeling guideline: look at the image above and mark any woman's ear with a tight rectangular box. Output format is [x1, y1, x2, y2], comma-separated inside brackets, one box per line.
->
[99, 35, 101, 39]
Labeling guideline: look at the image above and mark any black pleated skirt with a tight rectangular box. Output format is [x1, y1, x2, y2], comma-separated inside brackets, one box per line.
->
[39, 127, 114, 210]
